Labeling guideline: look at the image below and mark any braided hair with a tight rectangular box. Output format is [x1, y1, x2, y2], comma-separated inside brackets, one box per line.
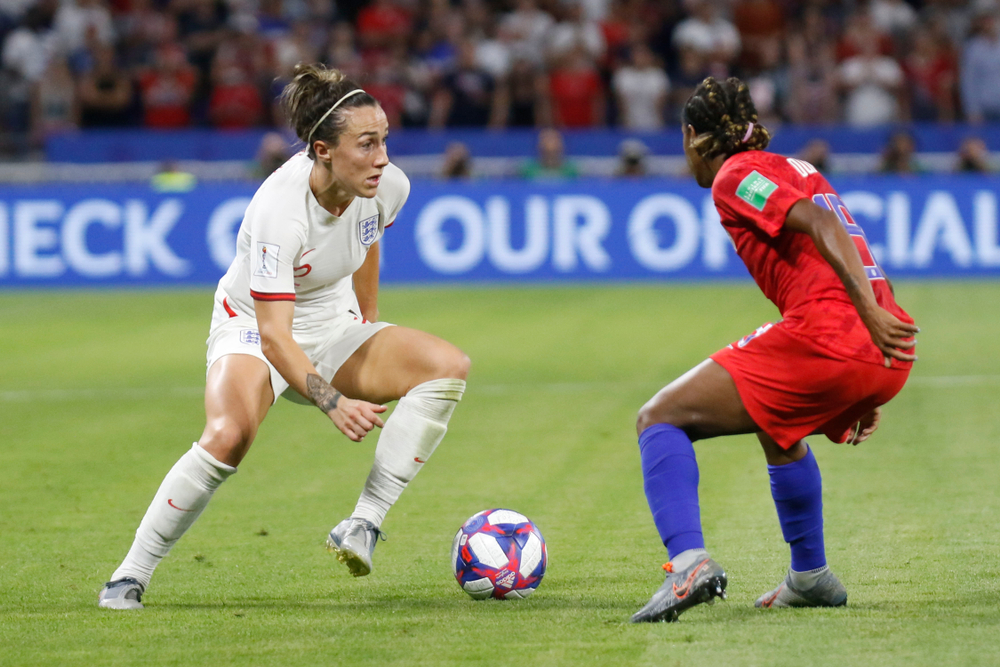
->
[279, 63, 378, 158]
[682, 77, 771, 160]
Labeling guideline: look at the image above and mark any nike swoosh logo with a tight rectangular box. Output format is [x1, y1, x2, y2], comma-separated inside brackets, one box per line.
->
[760, 583, 784, 608]
[414, 457, 426, 463]
[168, 499, 196, 512]
[672, 560, 708, 599]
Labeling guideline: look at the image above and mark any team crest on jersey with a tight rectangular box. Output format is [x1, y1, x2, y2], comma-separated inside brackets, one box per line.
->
[239, 329, 261, 345]
[736, 171, 778, 211]
[738, 322, 774, 348]
[253, 242, 280, 278]
[358, 215, 379, 246]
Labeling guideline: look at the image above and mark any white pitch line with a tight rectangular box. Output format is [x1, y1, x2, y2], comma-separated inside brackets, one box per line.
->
[1, 375, 998, 403]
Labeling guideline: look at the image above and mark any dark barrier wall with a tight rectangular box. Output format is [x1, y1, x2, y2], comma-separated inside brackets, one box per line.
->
[1, 176, 999, 287]
[46, 125, 1000, 162]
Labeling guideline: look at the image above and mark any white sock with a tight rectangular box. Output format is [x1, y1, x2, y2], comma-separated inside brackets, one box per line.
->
[670, 548, 710, 571]
[352, 378, 466, 527]
[111, 443, 236, 589]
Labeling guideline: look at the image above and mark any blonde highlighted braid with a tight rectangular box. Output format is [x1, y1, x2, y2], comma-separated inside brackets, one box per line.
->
[682, 77, 771, 159]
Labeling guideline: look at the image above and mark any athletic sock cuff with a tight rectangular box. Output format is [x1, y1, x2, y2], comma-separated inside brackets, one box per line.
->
[638, 423, 687, 452]
[406, 378, 466, 402]
[190, 443, 237, 482]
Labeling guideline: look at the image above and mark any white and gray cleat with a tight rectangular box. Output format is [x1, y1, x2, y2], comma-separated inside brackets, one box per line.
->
[755, 567, 847, 608]
[631, 557, 728, 623]
[98, 577, 145, 610]
[325, 518, 386, 577]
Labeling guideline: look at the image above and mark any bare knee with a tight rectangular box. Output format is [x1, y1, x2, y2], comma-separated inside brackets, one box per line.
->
[431, 346, 471, 382]
[637, 397, 683, 438]
[198, 418, 255, 466]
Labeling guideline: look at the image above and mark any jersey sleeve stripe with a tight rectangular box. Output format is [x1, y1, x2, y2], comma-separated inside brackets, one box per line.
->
[250, 290, 296, 302]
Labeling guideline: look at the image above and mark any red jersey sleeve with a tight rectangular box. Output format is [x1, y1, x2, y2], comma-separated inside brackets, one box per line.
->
[712, 157, 809, 237]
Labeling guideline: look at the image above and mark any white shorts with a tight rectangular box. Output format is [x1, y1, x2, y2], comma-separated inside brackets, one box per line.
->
[205, 299, 393, 405]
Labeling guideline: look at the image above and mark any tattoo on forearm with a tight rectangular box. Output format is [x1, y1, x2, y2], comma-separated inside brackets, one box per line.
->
[307, 374, 341, 413]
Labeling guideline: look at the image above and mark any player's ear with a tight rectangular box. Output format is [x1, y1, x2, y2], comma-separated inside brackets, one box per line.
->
[313, 140, 333, 163]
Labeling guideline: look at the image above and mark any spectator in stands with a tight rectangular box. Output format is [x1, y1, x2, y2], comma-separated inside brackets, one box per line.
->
[428, 39, 500, 128]
[921, 0, 973, 54]
[117, 0, 177, 70]
[544, 44, 605, 128]
[31, 54, 77, 142]
[615, 138, 649, 177]
[520, 128, 579, 179]
[0, 2, 55, 138]
[499, 0, 553, 66]
[838, 35, 905, 126]
[798, 138, 832, 174]
[669, 46, 710, 123]
[176, 0, 229, 84]
[207, 58, 264, 129]
[880, 130, 925, 174]
[253, 131, 291, 179]
[466, 1, 510, 81]
[364, 45, 408, 129]
[324, 22, 365, 82]
[613, 43, 669, 130]
[955, 136, 995, 173]
[961, 8, 1000, 124]
[548, 1, 605, 64]
[77, 44, 133, 127]
[492, 57, 545, 128]
[836, 7, 894, 61]
[870, 0, 918, 44]
[732, 0, 785, 72]
[671, 0, 741, 77]
[355, 0, 412, 52]
[138, 43, 196, 128]
[52, 0, 114, 71]
[440, 141, 472, 179]
[786, 31, 839, 124]
[903, 25, 956, 122]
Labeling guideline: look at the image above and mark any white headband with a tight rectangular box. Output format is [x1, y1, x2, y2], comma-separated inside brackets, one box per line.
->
[742, 122, 755, 143]
[306, 89, 366, 146]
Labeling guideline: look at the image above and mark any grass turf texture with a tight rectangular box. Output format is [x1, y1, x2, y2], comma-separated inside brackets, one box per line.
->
[1, 283, 998, 667]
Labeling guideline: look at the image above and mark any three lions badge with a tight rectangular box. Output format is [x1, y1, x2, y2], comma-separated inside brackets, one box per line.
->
[358, 215, 379, 246]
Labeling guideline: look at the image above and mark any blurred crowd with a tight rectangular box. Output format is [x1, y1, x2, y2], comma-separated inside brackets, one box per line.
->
[2, 0, 1000, 154]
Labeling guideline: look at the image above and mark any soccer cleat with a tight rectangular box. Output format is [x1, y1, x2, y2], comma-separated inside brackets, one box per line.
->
[755, 567, 848, 608]
[325, 518, 386, 577]
[630, 558, 728, 623]
[98, 577, 145, 610]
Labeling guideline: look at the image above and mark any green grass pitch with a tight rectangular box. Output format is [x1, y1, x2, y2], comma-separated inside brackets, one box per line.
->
[1, 283, 998, 666]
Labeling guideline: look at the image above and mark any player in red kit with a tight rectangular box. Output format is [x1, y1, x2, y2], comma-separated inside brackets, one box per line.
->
[631, 77, 919, 623]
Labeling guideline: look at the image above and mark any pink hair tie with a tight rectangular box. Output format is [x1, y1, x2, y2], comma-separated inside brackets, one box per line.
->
[742, 122, 755, 143]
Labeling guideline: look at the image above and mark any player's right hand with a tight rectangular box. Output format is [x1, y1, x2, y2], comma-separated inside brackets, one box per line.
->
[328, 398, 386, 442]
[863, 306, 919, 363]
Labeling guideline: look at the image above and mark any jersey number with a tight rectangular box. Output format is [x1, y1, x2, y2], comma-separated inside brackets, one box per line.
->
[811, 193, 884, 281]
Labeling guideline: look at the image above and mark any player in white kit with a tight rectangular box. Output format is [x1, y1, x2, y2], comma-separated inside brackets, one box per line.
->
[99, 64, 470, 609]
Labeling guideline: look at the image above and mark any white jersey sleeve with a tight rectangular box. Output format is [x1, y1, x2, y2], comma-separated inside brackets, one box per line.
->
[246, 195, 308, 301]
[377, 162, 411, 228]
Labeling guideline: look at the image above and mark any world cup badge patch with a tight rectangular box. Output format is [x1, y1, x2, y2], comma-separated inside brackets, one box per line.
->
[358, 215, 379, 246]
[253, 242, 280, 278]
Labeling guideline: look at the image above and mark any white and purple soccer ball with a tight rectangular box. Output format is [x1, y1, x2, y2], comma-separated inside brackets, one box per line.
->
[451, 509, 547, 600]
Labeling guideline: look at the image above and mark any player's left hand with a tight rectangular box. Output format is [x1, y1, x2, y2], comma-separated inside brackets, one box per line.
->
[862, 306, 918, 364]
[847, 407, 881, 445]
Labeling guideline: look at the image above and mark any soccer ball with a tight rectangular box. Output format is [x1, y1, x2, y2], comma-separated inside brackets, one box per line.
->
[451, 509, 547, 600]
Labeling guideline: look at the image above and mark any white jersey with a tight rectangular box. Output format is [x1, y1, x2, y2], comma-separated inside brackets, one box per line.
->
[214, 152, 410, 338]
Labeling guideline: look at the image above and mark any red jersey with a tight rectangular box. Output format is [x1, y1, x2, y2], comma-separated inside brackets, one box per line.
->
[711, 150, 913, 367]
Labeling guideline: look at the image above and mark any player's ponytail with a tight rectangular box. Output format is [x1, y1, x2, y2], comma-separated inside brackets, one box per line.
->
[682, 77, 771, 159]
[280, 63, 378, 157]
